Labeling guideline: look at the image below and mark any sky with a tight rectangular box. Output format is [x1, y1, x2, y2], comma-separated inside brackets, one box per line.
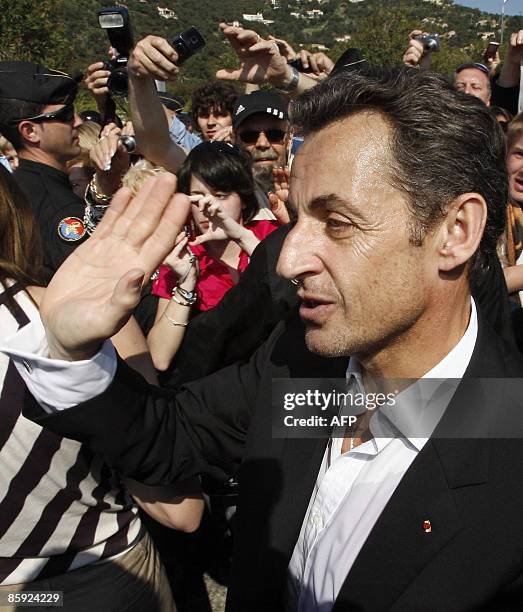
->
[455, 0, 523, 15]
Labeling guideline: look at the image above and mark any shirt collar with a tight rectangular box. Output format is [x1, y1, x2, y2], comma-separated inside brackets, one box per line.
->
[345, 298, 478, 451]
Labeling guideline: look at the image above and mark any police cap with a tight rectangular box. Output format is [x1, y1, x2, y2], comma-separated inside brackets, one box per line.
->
[0, 61, 78, 105]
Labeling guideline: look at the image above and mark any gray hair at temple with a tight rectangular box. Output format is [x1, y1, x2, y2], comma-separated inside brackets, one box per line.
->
[290, 67, 507, 278]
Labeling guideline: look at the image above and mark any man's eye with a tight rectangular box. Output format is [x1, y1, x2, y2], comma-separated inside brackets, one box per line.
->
[215, 193, 230, 200]
[326, 218, 351, 232]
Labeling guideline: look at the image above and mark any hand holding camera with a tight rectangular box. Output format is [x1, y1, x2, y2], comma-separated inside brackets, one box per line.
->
[403, 30, 438, 70]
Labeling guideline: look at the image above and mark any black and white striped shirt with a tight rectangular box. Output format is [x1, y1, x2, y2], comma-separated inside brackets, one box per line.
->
[0, 282, 141, 585]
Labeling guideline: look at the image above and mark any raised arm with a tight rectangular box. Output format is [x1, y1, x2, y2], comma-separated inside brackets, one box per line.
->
[216, 23, 319, 97]
[127, 36, 187, 172]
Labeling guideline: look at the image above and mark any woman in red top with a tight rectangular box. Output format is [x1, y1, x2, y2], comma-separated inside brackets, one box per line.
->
[148, 140, 279, 370]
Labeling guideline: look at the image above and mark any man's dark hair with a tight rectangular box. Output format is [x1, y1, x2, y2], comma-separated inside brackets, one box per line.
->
[292, 67, 507, 278]
[190, 82, 237, 120]
[176, 142, 259, 223]
[0, 99, 45, 150]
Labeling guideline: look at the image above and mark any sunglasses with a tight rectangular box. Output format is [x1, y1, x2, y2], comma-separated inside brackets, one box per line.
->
[237, 129, 286, 145]
[12, 103, 76, 125]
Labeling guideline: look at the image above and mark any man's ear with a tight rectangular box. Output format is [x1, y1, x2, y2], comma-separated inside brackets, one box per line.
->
[17, 121, 41, 146]
[437, 193, 487, 273]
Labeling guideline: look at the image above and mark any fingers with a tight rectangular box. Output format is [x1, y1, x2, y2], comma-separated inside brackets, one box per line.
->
[90, 124, 122, 171]
[104, 268, 145, 333]
[143, 192, 191, 266]
[129, 35, 179, 80]
[212, 125, 233, 142]
[216, 68, 243, 81]
[93, 187, 133, 240]
[85, 62, 110, 96]
[189, 233, 212, 247]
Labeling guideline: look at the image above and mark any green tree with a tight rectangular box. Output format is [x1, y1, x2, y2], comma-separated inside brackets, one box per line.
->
[0, 0, 68, 67]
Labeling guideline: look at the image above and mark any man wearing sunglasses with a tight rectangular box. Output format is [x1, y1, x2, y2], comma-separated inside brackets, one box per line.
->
[0, 61, 86, 281]
[233, 91, 289, 193]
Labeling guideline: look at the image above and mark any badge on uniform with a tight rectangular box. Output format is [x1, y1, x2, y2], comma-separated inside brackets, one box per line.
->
[57, 217, 86, 242]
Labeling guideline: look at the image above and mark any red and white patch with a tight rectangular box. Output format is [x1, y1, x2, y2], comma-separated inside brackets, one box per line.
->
[57, 217, 86, 242]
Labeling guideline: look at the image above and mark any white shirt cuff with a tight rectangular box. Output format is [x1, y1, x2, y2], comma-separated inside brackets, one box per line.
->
[0, 316, 117, 414]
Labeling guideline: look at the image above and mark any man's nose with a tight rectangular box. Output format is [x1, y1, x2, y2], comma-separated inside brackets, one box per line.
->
[73, 112, 83, 128]
[255, 131, 271, 149]
[276, 222, 321, 281]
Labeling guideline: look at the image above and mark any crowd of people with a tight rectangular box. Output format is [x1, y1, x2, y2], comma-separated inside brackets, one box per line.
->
[2, 15, 523, 612]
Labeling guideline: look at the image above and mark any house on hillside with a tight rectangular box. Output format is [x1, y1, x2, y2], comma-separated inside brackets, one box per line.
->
[157, 6, 177, 19]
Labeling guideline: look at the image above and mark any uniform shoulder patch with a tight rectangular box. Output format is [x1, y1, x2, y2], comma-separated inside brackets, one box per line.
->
[57, 216, 86, 242]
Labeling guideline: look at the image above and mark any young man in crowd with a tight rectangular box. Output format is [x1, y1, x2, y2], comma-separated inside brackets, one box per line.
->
[190, 81, 237, 142]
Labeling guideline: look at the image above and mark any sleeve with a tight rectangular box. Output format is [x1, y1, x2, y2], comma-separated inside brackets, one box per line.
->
[491, 76, 519, 116]
[168, 116, 203, 151]
[22, 324, 278, 486]
[151, 264, 178, 299]
[45, 198, 89, 276]
[0, 316, 117, 413]
[250, 220, 281, 242]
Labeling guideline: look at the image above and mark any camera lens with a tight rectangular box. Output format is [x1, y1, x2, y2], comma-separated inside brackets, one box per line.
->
[108, 68, 129, 97]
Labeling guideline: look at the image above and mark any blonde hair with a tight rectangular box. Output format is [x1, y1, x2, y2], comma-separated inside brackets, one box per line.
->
[67, 121, 102, 170]
[122, 159, 167, 196]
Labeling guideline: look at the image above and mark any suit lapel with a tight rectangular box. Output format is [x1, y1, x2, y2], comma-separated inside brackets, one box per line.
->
[334, 315, 506, 610]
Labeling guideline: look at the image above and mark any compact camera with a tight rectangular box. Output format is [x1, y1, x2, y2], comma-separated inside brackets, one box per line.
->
[414, 34, 440, 53]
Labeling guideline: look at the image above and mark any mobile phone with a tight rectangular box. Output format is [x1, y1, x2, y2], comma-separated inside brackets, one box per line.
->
[183, 222, 197, 242]
[287, 58, 315, 74]
[484, 41, 500, 61]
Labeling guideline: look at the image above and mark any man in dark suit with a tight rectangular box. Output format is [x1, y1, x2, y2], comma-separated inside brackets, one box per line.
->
[8, 67, 523, 610]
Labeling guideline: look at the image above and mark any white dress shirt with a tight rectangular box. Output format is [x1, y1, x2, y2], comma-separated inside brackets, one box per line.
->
[287, 301, 478, 612]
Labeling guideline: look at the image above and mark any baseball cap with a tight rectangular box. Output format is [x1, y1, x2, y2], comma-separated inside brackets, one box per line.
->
[455, 63, 490, 77]
[232, 90, 288, 130]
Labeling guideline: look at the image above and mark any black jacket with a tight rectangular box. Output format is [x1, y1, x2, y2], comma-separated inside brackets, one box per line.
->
[24, 312, 523, 611]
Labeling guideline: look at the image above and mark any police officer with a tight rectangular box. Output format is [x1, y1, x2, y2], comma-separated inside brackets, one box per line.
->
[0, 61, 87, 281]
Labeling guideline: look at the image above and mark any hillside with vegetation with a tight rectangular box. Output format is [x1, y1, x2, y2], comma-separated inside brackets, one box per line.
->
[2, 0, 523, 110]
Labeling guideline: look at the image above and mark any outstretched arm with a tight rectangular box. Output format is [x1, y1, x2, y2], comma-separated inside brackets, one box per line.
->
[128, 36, 187, 172]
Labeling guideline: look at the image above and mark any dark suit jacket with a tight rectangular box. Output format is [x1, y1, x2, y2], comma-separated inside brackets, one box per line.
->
[24, 311, 523, 611]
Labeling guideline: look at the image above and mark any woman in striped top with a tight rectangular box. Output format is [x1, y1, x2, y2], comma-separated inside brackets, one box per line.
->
[0, 166, 203, 610]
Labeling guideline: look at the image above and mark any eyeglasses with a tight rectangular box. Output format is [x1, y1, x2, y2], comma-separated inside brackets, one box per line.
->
[237, 129, 287, 145]
[11, 103, 76, 125]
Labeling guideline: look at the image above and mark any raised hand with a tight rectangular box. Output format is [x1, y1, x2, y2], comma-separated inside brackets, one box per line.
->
[269, 166, 291, 224]
[85, 61, 110, 103]
[188, 194, 245, 245]
[128, 35, 180, 81]
[403, 30, 430, 70]
[163, 231, 199, 281]
[216, 22, 289, 88]
[268, 35, 297, 61]
[40, 174, 190, 360]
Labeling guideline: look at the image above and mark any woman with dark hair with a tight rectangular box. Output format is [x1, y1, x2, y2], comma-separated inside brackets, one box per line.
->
[148, 140, 279, 370]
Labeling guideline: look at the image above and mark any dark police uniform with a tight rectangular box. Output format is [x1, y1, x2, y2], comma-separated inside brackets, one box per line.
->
[14, 160, 87, 281]
[0, 61, 87, 281]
